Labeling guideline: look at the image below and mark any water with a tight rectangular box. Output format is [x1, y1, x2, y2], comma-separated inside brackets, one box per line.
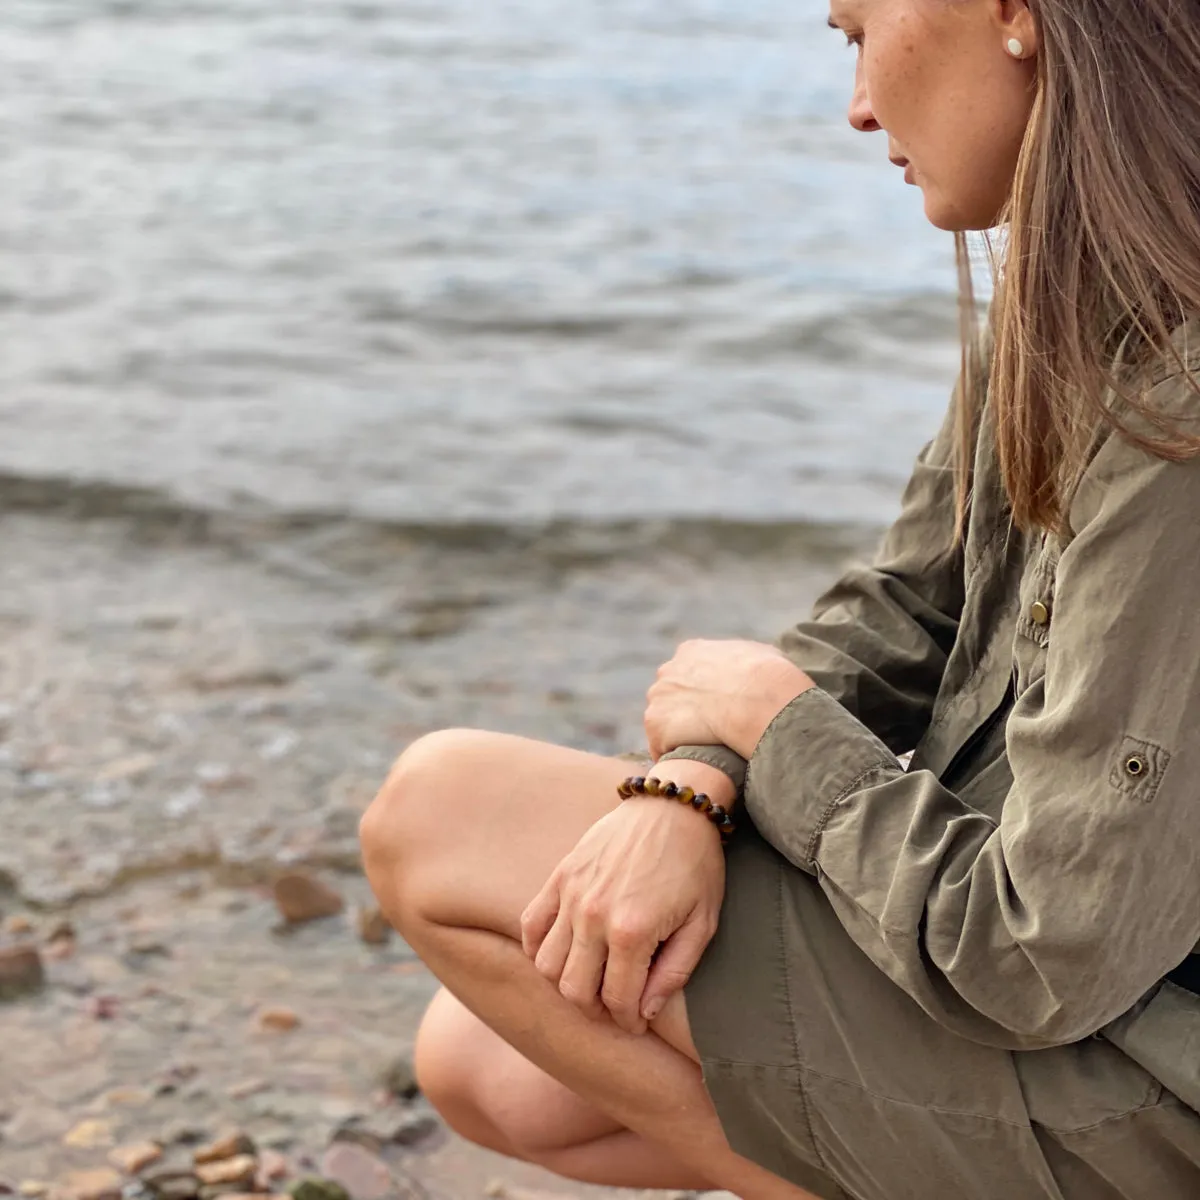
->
[0, 0, 962, 548]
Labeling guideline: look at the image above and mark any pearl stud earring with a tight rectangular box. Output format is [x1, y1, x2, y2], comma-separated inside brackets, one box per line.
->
[1007, 37, 1025, 58]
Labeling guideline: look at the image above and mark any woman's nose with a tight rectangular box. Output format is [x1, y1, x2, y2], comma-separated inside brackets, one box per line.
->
[848, 71, 880, 133]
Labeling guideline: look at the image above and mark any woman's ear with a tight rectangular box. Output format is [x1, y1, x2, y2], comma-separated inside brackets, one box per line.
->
[995, 0, 1039, 58]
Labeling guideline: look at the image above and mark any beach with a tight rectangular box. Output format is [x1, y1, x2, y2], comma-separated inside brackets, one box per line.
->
[0, 0, 961, 1193]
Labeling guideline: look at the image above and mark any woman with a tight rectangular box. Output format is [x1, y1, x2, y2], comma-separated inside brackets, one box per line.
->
[360, 1, 1200, 1197]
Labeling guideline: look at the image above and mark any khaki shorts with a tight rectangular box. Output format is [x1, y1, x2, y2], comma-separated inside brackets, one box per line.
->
[684, 824, 1200, 1200]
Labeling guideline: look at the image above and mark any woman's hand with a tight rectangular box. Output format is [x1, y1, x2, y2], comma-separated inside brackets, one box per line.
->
[645, 639, 815, 760]
[521, 760, 734, 1035]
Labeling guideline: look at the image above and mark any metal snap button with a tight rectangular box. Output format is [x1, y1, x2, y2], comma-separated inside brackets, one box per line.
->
[1125, 755, 1148, 778]
[1030, 600, 1051, 626]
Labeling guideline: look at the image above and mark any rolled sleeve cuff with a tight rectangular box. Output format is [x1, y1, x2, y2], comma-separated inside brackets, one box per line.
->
[655, 744, 748, 794]
[745, 687, 902, 871]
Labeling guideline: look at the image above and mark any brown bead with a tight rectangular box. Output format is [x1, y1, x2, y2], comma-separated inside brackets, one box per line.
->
[617, 781, 633, 799]
[692, 793, 712, 814]
[631, 777, 647, 794]
[644, 777, 662, 796]
[676, 786, 695, 806]
[661, 782, 679, 799]
[709, 805, 727, 824]
[716, 815, 736, 836]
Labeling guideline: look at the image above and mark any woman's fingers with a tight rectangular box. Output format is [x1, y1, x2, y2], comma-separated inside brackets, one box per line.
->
[639, 911, 716, 1022]
[558, 926, 608, 1021]
[520, 873, 561, 959]
[533, 908, 574, 984]
[600, 929, 653, 1035]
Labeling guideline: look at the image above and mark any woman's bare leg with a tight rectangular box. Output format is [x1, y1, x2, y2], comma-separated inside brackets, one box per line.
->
[361, 729, 820, 1200]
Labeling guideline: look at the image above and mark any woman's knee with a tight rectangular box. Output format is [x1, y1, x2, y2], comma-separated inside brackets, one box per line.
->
[359, 728, 493, 922]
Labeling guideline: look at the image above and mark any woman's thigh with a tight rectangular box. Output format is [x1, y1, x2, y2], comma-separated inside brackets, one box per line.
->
[364, 728, 698, 1059]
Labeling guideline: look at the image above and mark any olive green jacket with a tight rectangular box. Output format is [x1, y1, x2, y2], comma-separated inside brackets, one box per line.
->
[661, 356, 1200, 1095]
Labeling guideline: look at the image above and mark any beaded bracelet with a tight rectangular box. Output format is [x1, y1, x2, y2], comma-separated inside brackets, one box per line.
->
[617, 776, 737, 844]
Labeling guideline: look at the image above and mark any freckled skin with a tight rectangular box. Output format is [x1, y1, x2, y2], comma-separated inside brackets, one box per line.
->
[830, 0, 1039, 231]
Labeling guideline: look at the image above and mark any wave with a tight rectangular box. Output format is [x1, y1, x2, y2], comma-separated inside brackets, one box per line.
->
[0, 468, 877, 569]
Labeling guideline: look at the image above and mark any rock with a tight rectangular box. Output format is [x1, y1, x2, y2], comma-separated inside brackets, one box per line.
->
[272, 873, 344, 924]
[103, 1087, 153, 1109]
[257, 1007, 300, 1033]
[225, 1078, 269, 1100]
[355, 906, 391, 946]
[84, 994, 120, 1020]
[107, 1142, 162, 1175]
[194, 1158, 256, 1188]
[46, 920, 75, 945]
[17, 1185, 48, 1199]
[193, 1132, 256, 1165]
[63, 1119, 115, 1149]
[319, 1146, 392, 1200]
[97, 753, 157, 784]
[285, 1181, 350, 1200]
[4, 916, 32, 936]
[378, 1054, 420, 1101]
[388, 1111, 441, 1148]
[0, 945, 45, 1000]
[56, 1170, 123, 1200]
[159, 1121, 208, 1148]
[140, 1161, 200, 1200]
[256, 1152, 289, 1186]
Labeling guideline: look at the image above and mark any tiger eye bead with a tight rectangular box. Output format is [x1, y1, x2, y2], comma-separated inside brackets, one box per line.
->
[644, 777, 662, 796]
[675, 786, 695, 806]
[717, 815, 737, 837]
[617, 780, 634, 799]
[631, 777, 647, 794]
[692, 793, 712, 814]
[661, 782, 679, 799]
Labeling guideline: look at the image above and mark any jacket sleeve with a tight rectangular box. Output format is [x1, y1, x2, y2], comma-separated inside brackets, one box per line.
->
[744, 375, 1200, 1048]
[659, 386, 967, 788]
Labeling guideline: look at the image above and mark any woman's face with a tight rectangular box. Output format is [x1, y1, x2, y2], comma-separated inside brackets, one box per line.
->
[830, 0, 1038, 231]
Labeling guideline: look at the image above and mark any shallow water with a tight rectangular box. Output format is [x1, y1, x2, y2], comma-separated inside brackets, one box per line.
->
[1, 0, 961, 554]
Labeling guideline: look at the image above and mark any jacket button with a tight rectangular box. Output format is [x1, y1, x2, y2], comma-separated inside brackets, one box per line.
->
[1030, 600, 1051, 626]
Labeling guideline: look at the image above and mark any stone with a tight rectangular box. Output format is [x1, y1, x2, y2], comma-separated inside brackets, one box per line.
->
[378, 1054, 420, 1101]
[63, 1119, 115, 1149]
[193, 1132, 256, 1164]
[84, 994, 120, 1020]
[388, 1111, 441, 1148]
[17, 1185, 48, 1198]
[96, 753, 157, 784]
[103, 1087, 153, 1109]
[194, 1157, 256, 1188]
[257, 1007, 300, 1033]
[355, 906, 391, 946]
[46, 920, 76, 944]
[272, 873, 344, 924]
[0, 945, 44, 1000]
[56, 1170, 123, 1200]
[107, 1141, 162, 1174]
[225, 1078, 269, 1100]
[285, 1182, 350, 1200]
[319, 1146, 392, 1200]
[4, 916, 32, 936]
[256, 1152, 289, 1186]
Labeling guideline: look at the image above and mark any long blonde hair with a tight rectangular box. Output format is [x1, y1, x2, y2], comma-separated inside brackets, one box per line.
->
[955, 0, 1200, 534]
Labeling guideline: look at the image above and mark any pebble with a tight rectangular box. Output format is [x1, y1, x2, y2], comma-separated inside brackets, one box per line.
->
[63, 1118, 115, 1149]
[256, 1152, 289, 1186]
[320, 1144, 393, 1200]
[257, 1006, 301, 1033]
[272, 872, 344, 924]
[0, 944, 45, 1000]
[84, 994, 121, 1020]
[4, 916, 33, 936]
[378, 1054, 420, 1101]
[194, 1157, 257, 1188]
[97, 753, 157, 784]
[260, 730, 301, 762]
[355, 906, 391, 946]
[56, 1169, 123, 1200]
[107, 1142, 163, 1175]
[225, 1078, 269, 1100]
[285, 1181, 350, 1200]
[17, 1185, 48, 1199]
[104, 1087, 153, 1109]
[388, 1111, 441, 1148]
[194, 1132, 256, 1165]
